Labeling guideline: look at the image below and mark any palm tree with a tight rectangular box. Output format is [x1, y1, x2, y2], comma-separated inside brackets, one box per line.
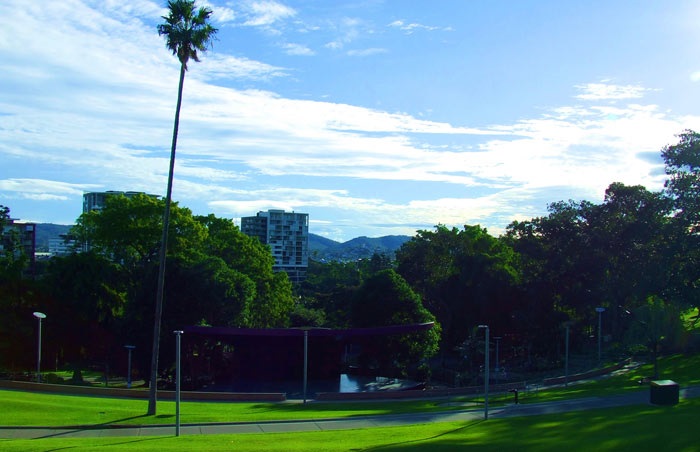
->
[148, 0, 217, 415]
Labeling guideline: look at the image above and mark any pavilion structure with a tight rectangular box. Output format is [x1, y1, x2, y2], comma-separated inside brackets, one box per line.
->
[182, 322, 435, 393]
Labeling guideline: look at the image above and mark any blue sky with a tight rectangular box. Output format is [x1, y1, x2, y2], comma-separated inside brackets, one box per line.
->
[1, 0, 699, 242]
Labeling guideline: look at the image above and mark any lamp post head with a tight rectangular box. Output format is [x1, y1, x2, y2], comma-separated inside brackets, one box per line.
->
[595, 307, 606, 313]
[124, 345, 136, 350]
[478, 324, 489, 329]
[33, 312, 46, 319]
[173, 330, 184, 335]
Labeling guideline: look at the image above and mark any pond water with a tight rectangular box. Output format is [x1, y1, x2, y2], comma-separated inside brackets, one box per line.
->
[204, 373, 417, 399]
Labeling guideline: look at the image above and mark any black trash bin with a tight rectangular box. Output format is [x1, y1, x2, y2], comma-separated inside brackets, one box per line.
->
[650, 380, 679, 405]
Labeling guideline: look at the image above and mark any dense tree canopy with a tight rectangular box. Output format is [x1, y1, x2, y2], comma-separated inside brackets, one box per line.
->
[351, 269, 440, 377]
[47, 194, 294, 381]
[396, 225, 520, 350]
[3, 131, 700, 386]
[0, 205, 39, 372]
[663, 130, 700, 232]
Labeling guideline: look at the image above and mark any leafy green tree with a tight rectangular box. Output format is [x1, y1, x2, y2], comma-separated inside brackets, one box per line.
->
[357, 252, 394, 278]
[197, 215, 274, 283]
[0, 205, 36, 372]
[72, 194, 294, 389]
[295, 259, 362, 328]
[351, 269, 440, 378]
[196, 215, 294, 328]
[625, 296, 684, 378]
[150, 0, 217, 414]
[396, 225, 520, 351]
[73, 194, 206, 270]
[587, 183, 674, 340]
[0, 205, 28, 281]
[661, 130, 700, 315]
[662, 130, 700, 232]
[506, 182, 675, 362]
[41, 252, 126, 380]
[289, 303, 327, 327]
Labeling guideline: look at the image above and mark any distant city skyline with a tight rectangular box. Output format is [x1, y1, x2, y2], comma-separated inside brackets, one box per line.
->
[1, 1, 699, 242]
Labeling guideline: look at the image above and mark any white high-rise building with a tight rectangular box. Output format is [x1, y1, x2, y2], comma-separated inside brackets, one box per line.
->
[49, 235, 78, 256]
[241, 209, 309, 283]
[83, 191, 157, 213]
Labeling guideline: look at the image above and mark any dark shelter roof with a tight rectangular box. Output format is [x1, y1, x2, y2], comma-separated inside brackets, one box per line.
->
[183, 322, 435, 338]
[181, 322, 435, 386]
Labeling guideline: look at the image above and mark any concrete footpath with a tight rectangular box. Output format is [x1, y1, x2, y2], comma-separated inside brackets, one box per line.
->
[1, 386, 698, 439]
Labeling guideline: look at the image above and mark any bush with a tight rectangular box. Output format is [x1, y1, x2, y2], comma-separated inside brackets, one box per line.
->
[44, 373, 64, 384]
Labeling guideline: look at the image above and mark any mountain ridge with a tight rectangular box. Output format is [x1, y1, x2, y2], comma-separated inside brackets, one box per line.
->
[308, 233, 411, 261]
[32, 224, 411, 260]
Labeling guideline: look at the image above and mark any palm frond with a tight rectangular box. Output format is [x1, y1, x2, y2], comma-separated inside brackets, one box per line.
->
[158, 0, 218, 70]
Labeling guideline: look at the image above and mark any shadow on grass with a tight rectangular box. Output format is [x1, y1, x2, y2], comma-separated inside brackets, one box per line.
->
[251, 400, 462, 417]
[36, 414, 153, 439]
[360, 419, 487, 451]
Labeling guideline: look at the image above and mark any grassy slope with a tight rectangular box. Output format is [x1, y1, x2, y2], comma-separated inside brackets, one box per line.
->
[1, 399, 698, 451]
[1, 351, 699, 450]
[1, 352, 698, 427]
[0, 392, 468, 426]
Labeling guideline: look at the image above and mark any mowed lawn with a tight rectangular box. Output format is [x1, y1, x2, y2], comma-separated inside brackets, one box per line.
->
[0, 352, 698, 450]
[0, 354, 700, 427]
[0, 398, 698, 451]
[0, 390, 473, 426]
[2, 352, 698, 427]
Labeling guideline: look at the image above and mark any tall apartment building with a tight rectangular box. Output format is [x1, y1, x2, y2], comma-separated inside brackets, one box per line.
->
[241, 209, 309, 283]
[83, 191, 156, 213]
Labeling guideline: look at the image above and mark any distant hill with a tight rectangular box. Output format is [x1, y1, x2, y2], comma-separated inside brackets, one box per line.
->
[33, 223, 411, 261]
[308, 233, 411, 262]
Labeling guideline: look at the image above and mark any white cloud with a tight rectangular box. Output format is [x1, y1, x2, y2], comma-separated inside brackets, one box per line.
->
[691, 71, 700, 82]
[240, 0, 296, 27]
[2, 0, 700, 239]
[346, 48, 387, 57]
[212, 5, 237, 23]
[325, 41, 343, 50]
[388, 19, 451, 34]
[0, 179, 98, 200]
[324, 17, 364, 50]
[574, 82, 651, 100]
[198, 53, 288, 80]
[283, 43, 315, 56]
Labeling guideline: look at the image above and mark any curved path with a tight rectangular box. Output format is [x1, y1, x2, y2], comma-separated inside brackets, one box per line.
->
[1, 386, 698, 439]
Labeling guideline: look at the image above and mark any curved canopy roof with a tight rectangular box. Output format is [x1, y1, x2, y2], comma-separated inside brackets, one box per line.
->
[183, 322, 434, 339]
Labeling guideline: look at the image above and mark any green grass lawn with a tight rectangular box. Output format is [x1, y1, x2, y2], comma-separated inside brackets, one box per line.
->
[514, 352, 700, 404]
[1, 352, 698, 450]
[2, 352, 699, 428]
[0, 390, 473, 426]
[1, 398, 698, 451]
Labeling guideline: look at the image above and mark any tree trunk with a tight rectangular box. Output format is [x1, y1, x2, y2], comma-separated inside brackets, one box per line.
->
[148, 63, 186, 416]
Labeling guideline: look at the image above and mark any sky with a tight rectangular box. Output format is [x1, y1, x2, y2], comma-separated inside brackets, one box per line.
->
[1, 0, 699, 242]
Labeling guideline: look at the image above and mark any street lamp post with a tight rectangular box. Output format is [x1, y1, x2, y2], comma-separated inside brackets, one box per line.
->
[563, 321, 573, 387]
[33, 312, 46, 383]
[478, 325, 489, 420]
[173, 330, 183, 437]
[124, 345, 135, 389]
[494, 336, 502, 383]
[596, 307, 606, 363]
[303, 330, 309, 404]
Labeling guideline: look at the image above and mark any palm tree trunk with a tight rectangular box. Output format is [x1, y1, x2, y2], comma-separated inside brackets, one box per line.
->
[148, 63, 186, 415]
